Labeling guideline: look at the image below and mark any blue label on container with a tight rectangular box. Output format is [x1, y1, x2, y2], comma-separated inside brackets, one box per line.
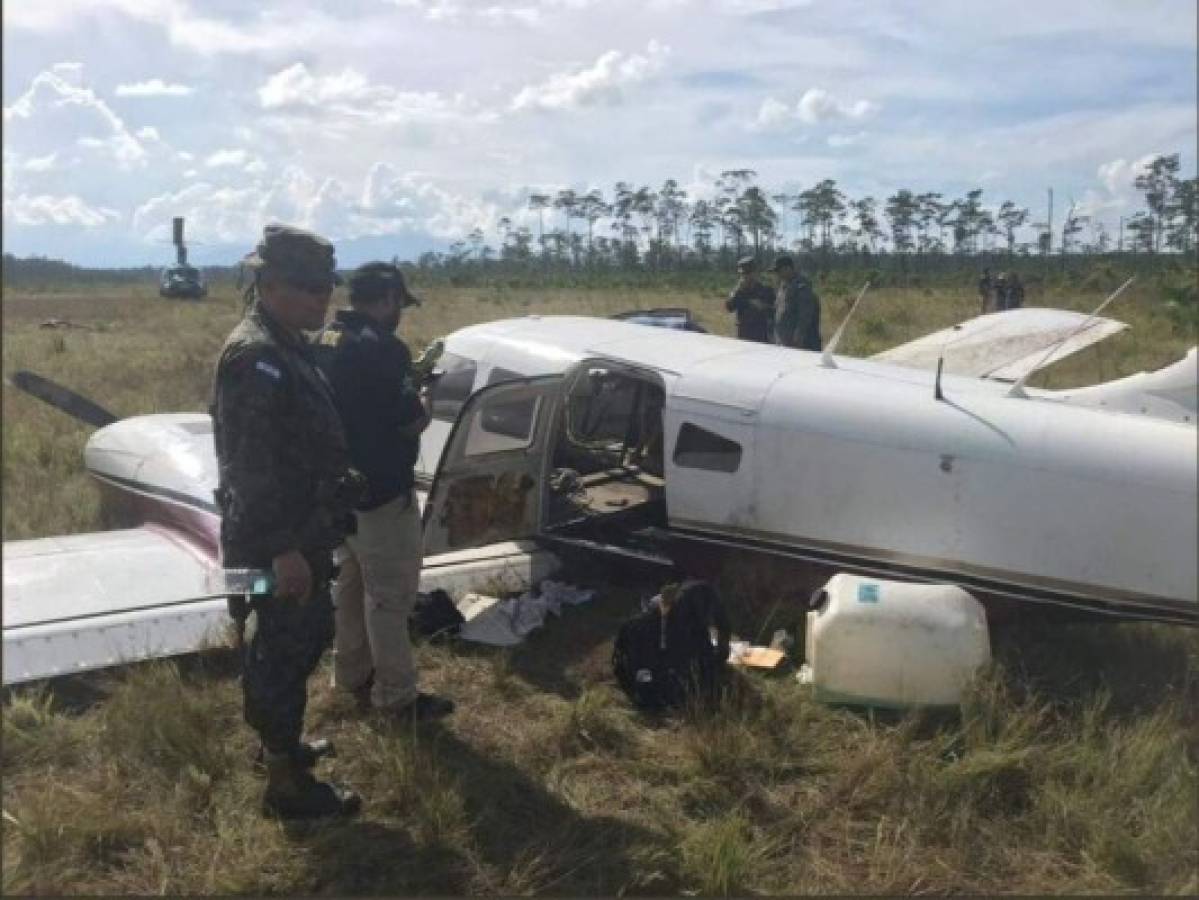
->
[857, 583, 880, 604]
[252, 576, 273, 595]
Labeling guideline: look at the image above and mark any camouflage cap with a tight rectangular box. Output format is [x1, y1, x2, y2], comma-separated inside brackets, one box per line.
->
[242, 223, 342, 288]
[736, 255, 757, 273]
[766, 254, 795, 272]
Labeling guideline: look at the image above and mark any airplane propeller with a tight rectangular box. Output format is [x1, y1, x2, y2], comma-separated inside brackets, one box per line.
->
[8, 370, 119, 429]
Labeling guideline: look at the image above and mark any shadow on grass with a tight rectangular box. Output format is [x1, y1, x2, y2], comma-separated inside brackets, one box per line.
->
[421, 720, 675, 895]
[288, 819, 472, 895]
[993, 621, 1199, 718]
[4, 644, 244, 717]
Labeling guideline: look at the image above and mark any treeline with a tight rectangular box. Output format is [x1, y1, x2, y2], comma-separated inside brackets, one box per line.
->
[417, 152, 1197, 278]
[3, 152, 1195, 295]
[0, 256, 237, 290]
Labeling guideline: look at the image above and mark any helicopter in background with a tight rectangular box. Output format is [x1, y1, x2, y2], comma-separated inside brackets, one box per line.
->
[158, 216, 207, 300]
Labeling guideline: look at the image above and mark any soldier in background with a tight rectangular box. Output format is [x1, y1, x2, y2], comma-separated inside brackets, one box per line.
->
[994, 272, 1010, 311]
[211, 224, 362, 820]
[978, 268, 994, 314]
[1005, 272, 1025, 310]
[770, 255, 822, 351]
[724, 255, 776, 342]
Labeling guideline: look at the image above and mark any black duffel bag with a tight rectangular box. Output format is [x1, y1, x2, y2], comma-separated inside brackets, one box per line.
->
[612, 579, 731, 710]
[411, 589, 465, 640]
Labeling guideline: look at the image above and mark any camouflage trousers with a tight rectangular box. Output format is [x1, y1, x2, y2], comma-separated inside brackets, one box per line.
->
[242, 555, 335, 755]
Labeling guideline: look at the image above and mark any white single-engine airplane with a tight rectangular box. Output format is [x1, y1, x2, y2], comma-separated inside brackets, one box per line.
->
[4, 302, 1196, 686]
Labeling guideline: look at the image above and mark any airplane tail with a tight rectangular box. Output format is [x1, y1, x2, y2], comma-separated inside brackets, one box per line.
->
[1050, 347, 1197, 424]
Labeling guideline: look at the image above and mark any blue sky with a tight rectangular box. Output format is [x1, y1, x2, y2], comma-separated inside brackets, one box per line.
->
[3, 0, 1195, 266]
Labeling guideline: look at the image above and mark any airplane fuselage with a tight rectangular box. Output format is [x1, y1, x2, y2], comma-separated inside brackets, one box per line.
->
[80, 316, 1198, 624]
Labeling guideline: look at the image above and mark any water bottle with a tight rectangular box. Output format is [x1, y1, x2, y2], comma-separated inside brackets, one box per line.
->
[206, 568, 275, 597]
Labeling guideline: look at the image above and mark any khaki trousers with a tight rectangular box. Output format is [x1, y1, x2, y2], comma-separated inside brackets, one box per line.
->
[332, 492, 423, 709]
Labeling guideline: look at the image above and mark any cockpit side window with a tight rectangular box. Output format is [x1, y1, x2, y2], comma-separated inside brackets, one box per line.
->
[430, 352, 478, 422]
[486, 366, 524, 387]
[673, 422, 742, 473]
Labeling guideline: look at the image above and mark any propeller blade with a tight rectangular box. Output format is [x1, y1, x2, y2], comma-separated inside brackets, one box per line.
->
[8, 370, 119, 429]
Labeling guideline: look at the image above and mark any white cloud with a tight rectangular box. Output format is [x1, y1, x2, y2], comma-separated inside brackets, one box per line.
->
[129, 164, 496, 245]
[510, 40, 670, 112]
[716, 0, 811, 11]
[389, 0, 605, 24]
[115, 78, 194, 97]
[259, 64, 387, 110]
[4, 0, 339, 57]
[205, 148, 249, 168]
[257, 63, 468, 125]
[50, 61, 85, 86]
[4, 66, 148, 168]
[796, 88, 877, 124]
[361, 162, 501, 238]
[5, 193, 121, 227]
[1097, 155, 1158, 195]
[3, 0, 179, 32]
[137, 125, 162, 142]
[1080, 153, 1162, 219]
[754, 97, 791, 129]
[480, 5, 542, 25]
[752, 88, 878, 131]
[23, 152, 60, 172]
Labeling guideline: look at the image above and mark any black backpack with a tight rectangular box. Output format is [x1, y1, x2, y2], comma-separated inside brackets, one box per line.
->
[410, 589, 465, 640]
[612, 580, 732, 710]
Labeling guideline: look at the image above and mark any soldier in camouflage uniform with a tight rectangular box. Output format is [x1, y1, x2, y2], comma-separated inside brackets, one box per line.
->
[210, 224, 363, 820]
[724, 255, 776, 343]
[769, 255, 822, 351]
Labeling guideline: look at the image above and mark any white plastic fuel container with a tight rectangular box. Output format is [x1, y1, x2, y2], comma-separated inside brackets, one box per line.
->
[800, 574, 990, 708]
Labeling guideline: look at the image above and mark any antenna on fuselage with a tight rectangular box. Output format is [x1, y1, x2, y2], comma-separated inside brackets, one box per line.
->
[1006, 276, 1136, 399]
[932, 324, 965, 403]
[820, 281, 871, 369]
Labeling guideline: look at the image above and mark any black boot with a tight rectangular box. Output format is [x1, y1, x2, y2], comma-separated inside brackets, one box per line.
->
[261, 752, 362, 820]
[252, 738, 335, 776]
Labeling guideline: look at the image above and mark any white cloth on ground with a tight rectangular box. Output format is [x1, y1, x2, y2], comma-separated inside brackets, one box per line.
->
[455, 580, 597, 645]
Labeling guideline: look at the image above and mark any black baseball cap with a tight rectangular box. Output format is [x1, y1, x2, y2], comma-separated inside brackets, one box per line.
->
[348, 262, 423, 308]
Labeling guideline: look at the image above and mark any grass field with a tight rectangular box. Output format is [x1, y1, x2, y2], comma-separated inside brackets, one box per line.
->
[2, 279, 1197, 894]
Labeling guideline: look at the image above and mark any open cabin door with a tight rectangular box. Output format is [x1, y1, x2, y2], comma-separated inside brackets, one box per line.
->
[422, 375, 563, 556]
[539, 358, 673, 565]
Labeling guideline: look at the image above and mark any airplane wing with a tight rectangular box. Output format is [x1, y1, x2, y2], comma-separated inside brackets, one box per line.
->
[2, 526, 228, 686]
[3, 521, 562, 687]
[872, 308, 1128, 381]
